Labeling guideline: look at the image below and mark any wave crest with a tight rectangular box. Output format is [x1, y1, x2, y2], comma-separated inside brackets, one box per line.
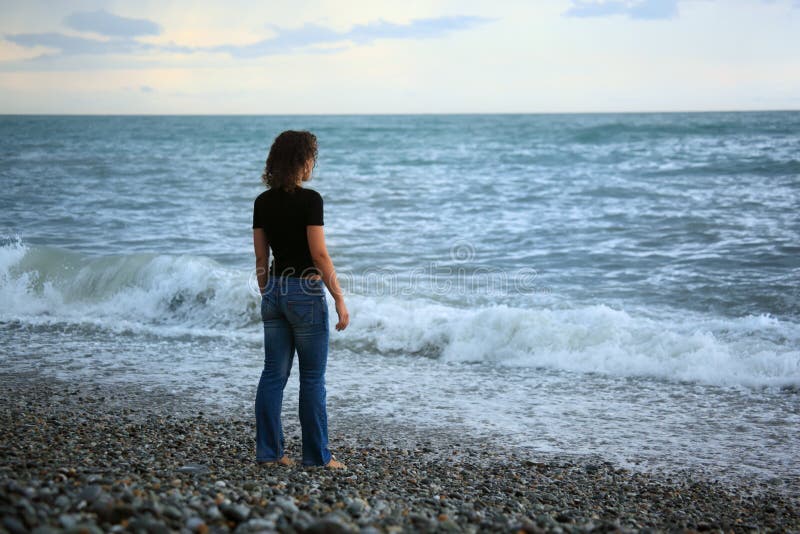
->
[3, 237, 798, 387]
[0, 237, 259, 334]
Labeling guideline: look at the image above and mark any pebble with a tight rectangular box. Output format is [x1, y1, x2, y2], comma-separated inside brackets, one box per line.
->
[185, 516, 207, 532]
[206, 505, 222, 520]
[178, 463, 211, 475]
[220, 502, 251, 522]
[305, 517, 355, 533]
[162, 504, 183, 520]
[77, 485, 103, 503]
[2, 516, 27, 534]
[234, 517, 276, 533]
[1, 373, 798, 533]
[272, 495, 299, 515]
[346, 497, 370, 517]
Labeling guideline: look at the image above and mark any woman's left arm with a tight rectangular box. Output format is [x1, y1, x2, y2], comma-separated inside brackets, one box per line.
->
[253, 228, 270, 294]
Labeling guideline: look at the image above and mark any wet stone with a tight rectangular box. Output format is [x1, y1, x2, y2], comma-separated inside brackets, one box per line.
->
[178, 464, 211, 475]
[77, 485, 103, 504]
[185, 516, 205, 531]
[219, 502, 250, 522]
[2, 515, 27, 534]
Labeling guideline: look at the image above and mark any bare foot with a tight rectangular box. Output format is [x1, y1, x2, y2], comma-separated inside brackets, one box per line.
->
[260, 455, 295, 467]
[325, 457, 346, 469]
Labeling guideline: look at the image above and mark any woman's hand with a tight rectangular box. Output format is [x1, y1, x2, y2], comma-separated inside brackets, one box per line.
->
[334, 299, 349, 331]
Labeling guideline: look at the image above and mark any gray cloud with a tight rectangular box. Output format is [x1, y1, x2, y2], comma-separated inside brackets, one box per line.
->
[4, 14, 492, 61]
[64, 9, 161, 38]
[565, 0, 679, 19]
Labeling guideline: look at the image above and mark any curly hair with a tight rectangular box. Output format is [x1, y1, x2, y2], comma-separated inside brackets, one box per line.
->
[261, 130, 318, 192]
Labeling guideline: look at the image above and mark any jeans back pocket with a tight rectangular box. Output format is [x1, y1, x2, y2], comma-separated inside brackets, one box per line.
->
[286, 300, 314, 325]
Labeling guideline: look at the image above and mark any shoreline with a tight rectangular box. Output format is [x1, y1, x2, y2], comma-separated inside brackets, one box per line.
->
[1, 371, 798, 533]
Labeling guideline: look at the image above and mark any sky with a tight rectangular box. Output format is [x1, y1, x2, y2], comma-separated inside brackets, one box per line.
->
[0, 0, 798, 114]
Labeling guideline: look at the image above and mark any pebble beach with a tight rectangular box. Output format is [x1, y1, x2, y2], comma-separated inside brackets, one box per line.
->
[1, 371, 798, 533]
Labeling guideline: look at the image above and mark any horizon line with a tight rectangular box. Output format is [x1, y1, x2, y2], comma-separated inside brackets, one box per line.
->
[1, 108, 799, 117]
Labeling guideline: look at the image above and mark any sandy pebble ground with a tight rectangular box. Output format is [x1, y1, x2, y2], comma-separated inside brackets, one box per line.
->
[1, 371, 798, 533]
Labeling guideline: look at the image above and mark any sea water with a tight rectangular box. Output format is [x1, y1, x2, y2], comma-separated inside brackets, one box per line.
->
[1, 113, 798, 488]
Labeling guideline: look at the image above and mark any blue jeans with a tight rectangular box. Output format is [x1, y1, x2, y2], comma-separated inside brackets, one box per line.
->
[256, 276, 332, 466]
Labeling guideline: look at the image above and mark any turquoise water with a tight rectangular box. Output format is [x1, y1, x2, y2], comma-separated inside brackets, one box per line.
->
[1, 113, 798, 486]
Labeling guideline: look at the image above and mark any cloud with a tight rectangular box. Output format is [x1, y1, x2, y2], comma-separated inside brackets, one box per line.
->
[5, 10, 166, 59]
[347, 15, 489, 44]
[211, 23, 342, 58]
[140, 85, 154, 93]
[564, 0, 679, 19]
[213, 16, 492, 58]
[64, 10, 161, 38]
[4, 13, 492, 62]
[4, 32, 149, 56]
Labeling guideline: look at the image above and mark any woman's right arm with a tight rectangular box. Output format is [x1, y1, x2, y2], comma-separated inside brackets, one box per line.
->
[307, 225, 349, 331]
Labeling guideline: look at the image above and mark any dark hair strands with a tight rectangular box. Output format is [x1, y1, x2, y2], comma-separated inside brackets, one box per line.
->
[261, 130, 318, 193]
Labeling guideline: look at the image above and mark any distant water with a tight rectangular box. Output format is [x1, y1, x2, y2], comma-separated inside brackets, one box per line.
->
[1, 113, 798, 488]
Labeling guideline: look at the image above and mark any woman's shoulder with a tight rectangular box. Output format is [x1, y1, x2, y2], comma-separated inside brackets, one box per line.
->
[254, 189, 272, 202]
[300, 187, 322, 198]
[299, 187, 324, 206]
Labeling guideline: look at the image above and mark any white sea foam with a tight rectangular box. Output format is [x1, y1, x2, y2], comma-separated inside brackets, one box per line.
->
[2, 238, 798, 388]
[344, 295, 800, 388]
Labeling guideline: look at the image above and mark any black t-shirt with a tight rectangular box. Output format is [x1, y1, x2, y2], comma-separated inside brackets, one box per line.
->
[252, 187, 324, 277]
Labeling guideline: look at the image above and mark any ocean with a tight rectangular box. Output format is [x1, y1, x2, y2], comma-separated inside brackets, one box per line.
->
[1, 113, 798, 488]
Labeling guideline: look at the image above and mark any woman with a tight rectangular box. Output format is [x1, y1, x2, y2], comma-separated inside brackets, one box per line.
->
[252, 130, 349, 468]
